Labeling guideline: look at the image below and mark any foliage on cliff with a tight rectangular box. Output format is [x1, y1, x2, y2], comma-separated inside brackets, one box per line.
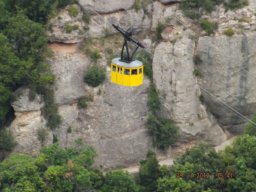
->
[180, 0, 249, 20]
[2, 134, 256, 191]
[0, 0, 80, 128]
[147, 84, 179, 150]
[0, 140, 139, 192]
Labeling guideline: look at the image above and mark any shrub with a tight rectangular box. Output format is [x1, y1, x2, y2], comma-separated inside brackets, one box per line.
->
[200, 19, 218, 35]
[244, 114, 256, 136]
[72, 24, 79, 30]
[82, 12, 91, 24]
[77, 97, 87, 109]
[133, 0, 141, 12]
[85, 48, 101, 63]
[224, 28, 235, 36]
[155, 22, 165, 41]
[67, 126, 72, 133]
[37, 128, 49, 145]
[77, 96, 93, 109]
[0, 129, 16, 159]
[105, 48, 114, 65]
[0, 129, 16, 151]
[147, 84, 161, 112]
[44, 105, 62, 129]
[224, 0, 248, 10]
[84, 64, 106, 87]
[68, 5, 78, 17]
[41, 88, 62, 130]
[135, 50, 153, 80]
[146, 114, 179, 150]
[193, 69, 203, 78]
[193, 54, 202, 65]
[199, 94, 205, 103]
[64, 24, 73, 33]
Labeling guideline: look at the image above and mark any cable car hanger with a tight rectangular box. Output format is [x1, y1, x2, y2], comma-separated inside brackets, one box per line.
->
[110, 24, 145, 87]
[112, 24, 145, 63]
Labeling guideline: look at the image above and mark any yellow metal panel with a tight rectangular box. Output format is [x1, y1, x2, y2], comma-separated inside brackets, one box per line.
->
[123, 68, 131, 86]
[116, 67, 123, 85]
[111, 64, 117, 84]
[111, 63, 144, 87]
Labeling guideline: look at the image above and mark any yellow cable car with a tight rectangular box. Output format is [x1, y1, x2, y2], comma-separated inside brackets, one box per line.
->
[111, 58, 143, 87]
[111, 24, 145, 87]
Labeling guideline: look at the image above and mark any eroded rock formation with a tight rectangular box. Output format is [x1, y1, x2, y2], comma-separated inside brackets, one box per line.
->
[8, 0, 256, 169]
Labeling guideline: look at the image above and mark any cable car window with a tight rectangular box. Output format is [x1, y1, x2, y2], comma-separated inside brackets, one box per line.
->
[112, 65, 116, 72]
[139, 68, 142, 74]
[124, 69, 130, 75]
[118, 67, 122, 74]
[131, 69, 137, 75]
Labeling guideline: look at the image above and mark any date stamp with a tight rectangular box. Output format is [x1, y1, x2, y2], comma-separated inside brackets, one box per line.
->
[176, 171, 235, 179]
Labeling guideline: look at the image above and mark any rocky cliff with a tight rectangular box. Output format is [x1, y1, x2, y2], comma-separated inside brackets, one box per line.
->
[8, 0, 256, 169]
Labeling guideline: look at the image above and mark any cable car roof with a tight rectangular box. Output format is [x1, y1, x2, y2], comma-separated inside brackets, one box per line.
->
[112, 57, 143, 68]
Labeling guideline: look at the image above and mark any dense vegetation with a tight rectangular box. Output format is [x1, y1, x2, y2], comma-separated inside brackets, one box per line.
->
[0, 140, 139, 192]
[0, 0, 80, 125]
[0, 0, 78, 156]
[2, 130, 256, 191]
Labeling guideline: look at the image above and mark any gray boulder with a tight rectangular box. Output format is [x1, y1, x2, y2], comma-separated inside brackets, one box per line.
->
[54, 76, 152, 169]
[197, 33, 256, 133]
[48, 44, 90, 105]
[78, 0, 134, 14]
[9, 111, 52, 155]
[153, 36, 226, 145]
[12, 88, 44, 112]
[87, 9, 151, 38]
[48, 4, 86, 43]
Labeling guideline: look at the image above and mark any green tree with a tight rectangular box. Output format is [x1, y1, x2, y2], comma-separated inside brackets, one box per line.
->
[0, 154, 45, 191]
[0, 1, 10, 30]
[244, 114, 256, 136]
[0, 33, 31, 87]
[0, 33, 33, 122]
[0, 129, 16, 160]
[157, 176, 197, 192]
[5, 14, 47, 62]
[4, 0, 77, 23]
[146, 114, 179, 150]
[0, 84, 12, 123]
[101, 171, 139, 192]
[139, 151, 160, 192]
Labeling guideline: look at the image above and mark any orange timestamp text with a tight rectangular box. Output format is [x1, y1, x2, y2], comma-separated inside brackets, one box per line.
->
[176, 171, 235, 179]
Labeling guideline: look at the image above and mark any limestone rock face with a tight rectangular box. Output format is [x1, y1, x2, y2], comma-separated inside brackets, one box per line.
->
[151, 1, 178, 29]
[86, 9, 151, 38]
[11, 112, 53, 154]
[12, 88, 43, 112]
[153, 36, 226, 145]
[48, 4, 86, 43]
[208, 1, 256, 34]
[54, 78, 151, 169]
[48, 44, 90, 105]
[197, 33, 256, 133]
[78, 0, 134, 14]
